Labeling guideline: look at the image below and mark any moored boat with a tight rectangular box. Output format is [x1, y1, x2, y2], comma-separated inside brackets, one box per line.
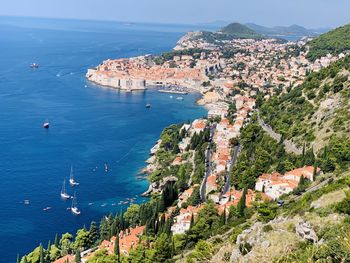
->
[43, 121, 50, 129]
[30, 63, 39, 69]
[60, 179, 70, 200]
[71, 192, 81, 215]
[69, 165, 79, 186]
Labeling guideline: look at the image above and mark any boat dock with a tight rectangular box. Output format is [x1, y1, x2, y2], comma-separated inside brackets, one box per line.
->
[157, 85, 189, 95]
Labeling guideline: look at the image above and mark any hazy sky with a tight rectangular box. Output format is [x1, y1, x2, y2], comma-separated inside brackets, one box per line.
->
[1, 0, 349, 28]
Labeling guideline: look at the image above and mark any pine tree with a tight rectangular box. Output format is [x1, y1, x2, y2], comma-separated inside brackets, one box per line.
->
[75, 249, 81, 263]
[114, 234, 120, 262]
[54, 233, 59, 248]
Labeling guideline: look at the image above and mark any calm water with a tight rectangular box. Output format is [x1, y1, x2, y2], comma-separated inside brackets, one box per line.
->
[0, 17, 207, 261]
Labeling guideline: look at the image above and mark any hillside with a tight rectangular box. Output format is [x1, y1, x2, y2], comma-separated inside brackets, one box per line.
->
[306, 24, 350, 61]
[182, 170, 350, 262]
[183, 22, 263, 44]
[260, 54, 350, 159]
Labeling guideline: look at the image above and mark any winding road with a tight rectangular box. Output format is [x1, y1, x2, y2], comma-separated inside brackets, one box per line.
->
[257, 110, 302, 155]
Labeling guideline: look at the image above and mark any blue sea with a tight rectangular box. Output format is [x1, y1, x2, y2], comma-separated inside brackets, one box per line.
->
[0, 16, 207, 262]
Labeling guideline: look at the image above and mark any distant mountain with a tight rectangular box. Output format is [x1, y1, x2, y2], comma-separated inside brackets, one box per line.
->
[306, 23, 350, 61]
[219, 22, 263, 38]
[188, 22, 263, 44]
[245, 23, 330, 39]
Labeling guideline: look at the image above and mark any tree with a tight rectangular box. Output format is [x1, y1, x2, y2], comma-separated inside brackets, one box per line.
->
[60, 233, 73, 256]
[89, 221, 99, 246]
[54, 233, 59, 248]
[16, 254, 20, 263]
[114, 233, 120, 262]
[75, 249, 81, 263]
[39, 244, 44, 263]
[74, 229, 90, 251]
[99, 217, 111, 241]
[153, 233, 171, 262]
[237, 188, 247, 217]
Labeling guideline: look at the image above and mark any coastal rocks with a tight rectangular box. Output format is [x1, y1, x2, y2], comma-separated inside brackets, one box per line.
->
[141, 176, 178, 196]
[150, 140, 162, 155]
[295, 221, 318, 243]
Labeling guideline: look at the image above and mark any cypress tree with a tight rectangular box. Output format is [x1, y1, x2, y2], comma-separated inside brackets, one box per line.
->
[39, 243, 44, 263]
[89, 221, 99, 245]
[189, 213, 194, 228]
[16, 254, 20, 263]
[54, 233, 59, 248]
[75, 249, 81, 263]
[23, 256, 28, 263]
[221, 207, 227, 225]
[114, 234, 120, 262]
[237, 188, 247, 217]
[47, 240, 51, 252]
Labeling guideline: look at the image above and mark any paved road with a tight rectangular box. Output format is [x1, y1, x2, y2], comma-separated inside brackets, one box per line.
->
[187, 150, 195, 186]
[220, 143, 241, 199]
[257, 110, 302, 155]
[200, 124, 216, 202]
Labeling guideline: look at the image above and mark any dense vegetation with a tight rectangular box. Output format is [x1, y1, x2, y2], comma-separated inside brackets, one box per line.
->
[230, 114, 315, 190]
[306, 24, 350, 61]
[260, 54, 350, 147]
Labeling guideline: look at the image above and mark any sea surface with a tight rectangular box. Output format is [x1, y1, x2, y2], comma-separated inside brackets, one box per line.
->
[0, 16, 207, 261]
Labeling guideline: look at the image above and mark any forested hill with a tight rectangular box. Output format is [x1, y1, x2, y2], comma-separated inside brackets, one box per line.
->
[218, 23, 263, 39]
[187, 22, 263, 43]
[306, 24, 350, 61]
[260, 54, 350, 171]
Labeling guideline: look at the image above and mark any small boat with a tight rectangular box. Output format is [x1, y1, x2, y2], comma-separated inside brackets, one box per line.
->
[104, 163, 108, 172]
[176, 96, 184, 100]
[69, 165, 79, 186]
[60, 179, 70, 200]
[24, 200, 30, 205]
[145, 103, 151, 108]
[43, 207, 51, 211]
[43, 121, 50, 129]
[71, 192, 81, 215]
[169, 95, 173, 99]
[101, 203, 107, 207]
[30, 63, 39, 69]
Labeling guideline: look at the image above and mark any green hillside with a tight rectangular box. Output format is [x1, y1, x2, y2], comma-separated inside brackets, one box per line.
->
[307, 24, 350, 61]
[260, 54, 350, 156]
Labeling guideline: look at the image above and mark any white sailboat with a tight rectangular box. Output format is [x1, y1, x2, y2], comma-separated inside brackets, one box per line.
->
[71, 192, 81, 215]
[60, 179, 70, 200]
[69, 165, 79, 186]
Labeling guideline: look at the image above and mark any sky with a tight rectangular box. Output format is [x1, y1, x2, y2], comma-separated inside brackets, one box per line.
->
[0, 0, 349, 28]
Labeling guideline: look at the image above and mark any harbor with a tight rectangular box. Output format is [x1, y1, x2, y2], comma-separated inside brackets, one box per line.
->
[157, 85, 189, 95]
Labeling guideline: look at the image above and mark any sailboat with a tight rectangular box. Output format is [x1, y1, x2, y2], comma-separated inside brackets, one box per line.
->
[60, 179, 70, 200]
[71, 192, 81, 215]
[69, 166, 79, 186]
